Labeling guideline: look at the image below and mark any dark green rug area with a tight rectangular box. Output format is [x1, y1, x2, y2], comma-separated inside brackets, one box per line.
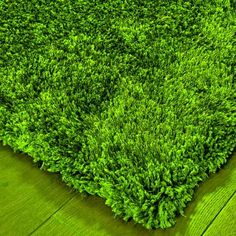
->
[0, 0, 235, 229]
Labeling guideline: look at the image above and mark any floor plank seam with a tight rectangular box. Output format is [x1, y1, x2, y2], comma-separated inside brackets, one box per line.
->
[27, 195, 76, 236]
[201, 190, 236, 236]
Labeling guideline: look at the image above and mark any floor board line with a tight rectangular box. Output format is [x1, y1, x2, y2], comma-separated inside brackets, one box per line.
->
[28, 195, 76, 236]
[201, 190, 236, 236]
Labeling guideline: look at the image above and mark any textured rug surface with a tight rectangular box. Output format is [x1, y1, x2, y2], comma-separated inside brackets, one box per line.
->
[0, 0, 236, 229]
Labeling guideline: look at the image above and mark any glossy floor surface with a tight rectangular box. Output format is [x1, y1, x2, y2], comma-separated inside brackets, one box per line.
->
[0, 144, 235, 236]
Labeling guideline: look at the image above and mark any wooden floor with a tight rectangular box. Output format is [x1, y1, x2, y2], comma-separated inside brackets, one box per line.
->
[0, 143, 235, 236]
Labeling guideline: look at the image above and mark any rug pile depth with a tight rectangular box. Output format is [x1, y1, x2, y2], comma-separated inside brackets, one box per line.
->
[0, 0, 235, 229]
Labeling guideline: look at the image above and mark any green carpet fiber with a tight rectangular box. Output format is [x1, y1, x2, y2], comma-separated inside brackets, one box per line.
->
[0, 0, 236, 229]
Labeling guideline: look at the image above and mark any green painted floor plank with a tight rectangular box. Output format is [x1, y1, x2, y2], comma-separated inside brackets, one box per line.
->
[175, 152, 236, 236]
[0, 144, 75, 236]
[203, 192, 236, 236]
[1, 143, 236, 236]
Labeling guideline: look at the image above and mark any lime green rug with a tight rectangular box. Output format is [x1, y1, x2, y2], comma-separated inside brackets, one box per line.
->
[0, 0, 235, 229]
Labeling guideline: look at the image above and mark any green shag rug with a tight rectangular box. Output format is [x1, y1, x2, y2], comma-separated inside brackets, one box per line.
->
[0, 0, 236, 229]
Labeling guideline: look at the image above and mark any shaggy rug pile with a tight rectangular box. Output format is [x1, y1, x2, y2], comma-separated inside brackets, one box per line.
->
[0, 0, 235, 229]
